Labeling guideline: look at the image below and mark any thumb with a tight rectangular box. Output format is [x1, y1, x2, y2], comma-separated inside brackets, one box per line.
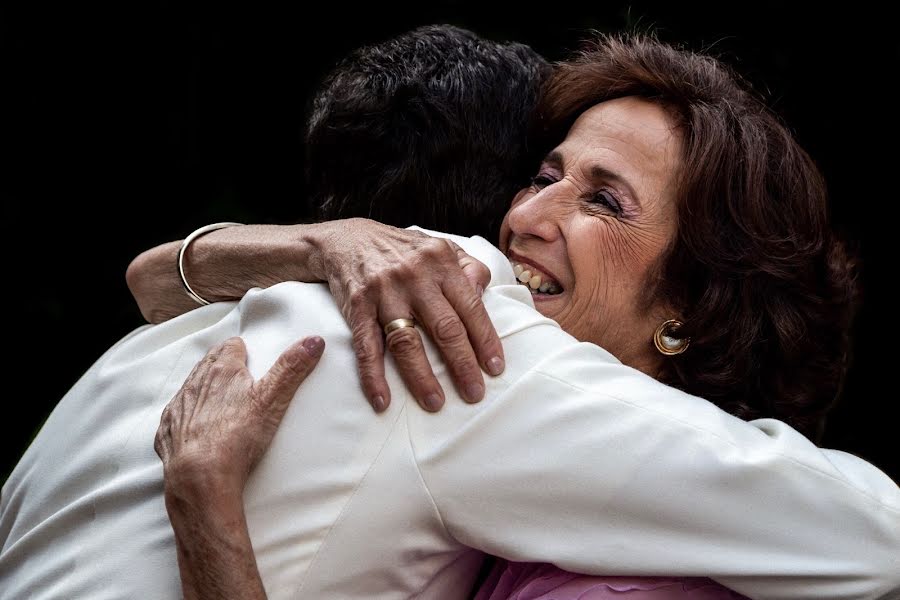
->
[257, 336, 325, 418]
[449, 241, 491, 296]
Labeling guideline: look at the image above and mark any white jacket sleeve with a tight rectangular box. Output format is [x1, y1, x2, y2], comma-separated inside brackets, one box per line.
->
[408, 337, 900, 600]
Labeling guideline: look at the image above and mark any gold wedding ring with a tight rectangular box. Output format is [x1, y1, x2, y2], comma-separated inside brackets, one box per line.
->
[383, 318, 416, 335]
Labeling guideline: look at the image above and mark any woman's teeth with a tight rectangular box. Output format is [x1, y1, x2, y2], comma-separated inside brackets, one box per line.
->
[511, 262, 562, 295]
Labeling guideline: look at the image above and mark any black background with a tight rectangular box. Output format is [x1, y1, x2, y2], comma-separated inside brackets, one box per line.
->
[3, 2, 898, 484]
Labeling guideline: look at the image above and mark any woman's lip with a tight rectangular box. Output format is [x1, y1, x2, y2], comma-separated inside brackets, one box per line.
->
[531, 291, 563, 304]
[506, 250, 564, 288]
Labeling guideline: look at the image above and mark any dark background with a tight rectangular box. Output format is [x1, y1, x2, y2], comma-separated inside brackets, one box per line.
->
[3, 2, 897, 484]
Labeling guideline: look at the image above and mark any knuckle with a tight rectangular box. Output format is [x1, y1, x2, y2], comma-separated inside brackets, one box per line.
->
[391, 263, 415, 282]
[433, 315, 467, 345]
[364, 275, 387, 295]
[280, 355, 310, 379]
[207, 362, 228, 379]
[222, 337, 244, 353]
[422, 238, 452, 261]
[351, 333, 379, 365]
[347, 288, 369, 311]
[208, 340, 228, 357]
[386, 329, 420, 356]
[456, 292, 493, 335]
[462, 291, 485, 315]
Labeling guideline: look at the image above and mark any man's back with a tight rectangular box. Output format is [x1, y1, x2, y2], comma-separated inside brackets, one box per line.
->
[0, 233, 566, 598]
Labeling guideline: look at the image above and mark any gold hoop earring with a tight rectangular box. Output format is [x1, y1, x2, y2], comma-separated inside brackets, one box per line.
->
[654, 319, 689, 356]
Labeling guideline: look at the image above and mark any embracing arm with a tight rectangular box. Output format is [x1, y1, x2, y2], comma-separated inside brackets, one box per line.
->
[155, 336, 324, 600]
[411, 335, 900, 600]
[127, 219, 504, 413]
[126, 224, 327, 325]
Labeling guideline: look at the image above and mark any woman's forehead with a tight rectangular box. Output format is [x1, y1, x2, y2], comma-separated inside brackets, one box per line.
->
[550, 98, 682, 201]
[560, 98, 679, 165]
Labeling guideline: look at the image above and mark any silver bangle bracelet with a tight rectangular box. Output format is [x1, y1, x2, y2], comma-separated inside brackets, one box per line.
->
[177, 222, 245, 306]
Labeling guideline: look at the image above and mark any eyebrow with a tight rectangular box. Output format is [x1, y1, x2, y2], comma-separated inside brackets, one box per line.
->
[543, 150, 642, 208]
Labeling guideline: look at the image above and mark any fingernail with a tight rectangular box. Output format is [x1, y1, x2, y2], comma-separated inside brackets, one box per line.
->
[486, 356, 504, 376]
[424, 393, 443, 412]
[466, 382, 485, 403]
[372, 395, 387, 413]
[303, 336, 325, 357]
[476, 284, 484, 296]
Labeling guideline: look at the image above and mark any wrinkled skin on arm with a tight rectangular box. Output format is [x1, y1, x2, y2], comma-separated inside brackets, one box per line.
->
[128, 219, 504, 412]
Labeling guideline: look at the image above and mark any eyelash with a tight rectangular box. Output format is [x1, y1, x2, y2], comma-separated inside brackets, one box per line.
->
[530, 174, 623, 215]
[530, 174, 556, 188]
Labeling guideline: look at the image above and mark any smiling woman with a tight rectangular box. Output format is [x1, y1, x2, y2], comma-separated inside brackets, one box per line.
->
[4, 17, 898, 600]
[527, 34, 860, 438]
[108, 29, 899, 599]
[121, 30, 862, 455]
[500, 98, 682, 377]
[5, 2, 896, 491]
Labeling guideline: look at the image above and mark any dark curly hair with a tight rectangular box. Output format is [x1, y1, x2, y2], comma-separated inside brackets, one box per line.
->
[305, 24, 550, 241]
[539, 34, 859, 441]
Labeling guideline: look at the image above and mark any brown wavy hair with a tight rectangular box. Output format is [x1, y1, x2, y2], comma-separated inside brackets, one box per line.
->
[538, 33, 859, 441]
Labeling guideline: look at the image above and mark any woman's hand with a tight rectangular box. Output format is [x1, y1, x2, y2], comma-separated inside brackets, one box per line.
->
[155, 336, 324, 600]
[128, 219, 506, 414]
[314, 219, 505, 413]
[155, 336, 324, 496]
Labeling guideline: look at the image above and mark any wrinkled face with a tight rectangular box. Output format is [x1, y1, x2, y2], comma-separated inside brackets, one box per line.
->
[499, 97, 682, 373]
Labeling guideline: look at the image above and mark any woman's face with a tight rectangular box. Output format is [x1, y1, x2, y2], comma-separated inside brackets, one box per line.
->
[499, 97, 682, 373]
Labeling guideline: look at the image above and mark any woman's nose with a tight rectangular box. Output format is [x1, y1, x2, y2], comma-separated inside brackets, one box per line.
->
[506, 189, 562, 242]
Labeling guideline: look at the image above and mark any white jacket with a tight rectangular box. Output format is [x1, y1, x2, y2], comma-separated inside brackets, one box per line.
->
[2, 232, 898, 599]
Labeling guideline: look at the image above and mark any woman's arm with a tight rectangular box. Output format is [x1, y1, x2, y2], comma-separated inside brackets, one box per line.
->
[128, 218, 505, 413]
[126, 224, 327, 325]
[154, 336, 325, 600]
[164, 480, 265, 600]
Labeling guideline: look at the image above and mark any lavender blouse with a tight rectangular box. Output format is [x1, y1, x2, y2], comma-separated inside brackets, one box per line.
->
[474, 561, 749, 600]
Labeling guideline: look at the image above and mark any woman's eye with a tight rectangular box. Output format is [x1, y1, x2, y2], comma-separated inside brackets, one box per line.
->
[530, 174, 557, 189]
[590, 190, 622, 215]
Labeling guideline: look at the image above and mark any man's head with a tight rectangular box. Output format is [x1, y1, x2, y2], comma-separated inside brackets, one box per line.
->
[305, 24, 550, 240]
